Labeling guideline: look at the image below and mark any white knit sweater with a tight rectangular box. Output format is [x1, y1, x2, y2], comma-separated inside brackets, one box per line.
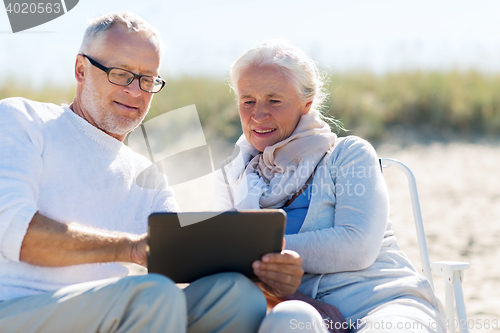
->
[0, 97, 179, 301]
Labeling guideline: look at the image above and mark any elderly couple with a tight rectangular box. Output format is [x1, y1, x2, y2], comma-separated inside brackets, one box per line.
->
[0, 11, 444, 333]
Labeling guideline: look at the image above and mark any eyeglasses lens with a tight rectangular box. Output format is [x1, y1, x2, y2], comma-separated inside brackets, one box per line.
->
[108, 68, 162, 93]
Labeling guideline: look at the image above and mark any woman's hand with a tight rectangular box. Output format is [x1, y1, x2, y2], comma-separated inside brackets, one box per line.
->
[288, 291, 347, 333]
[253, 249, 304, 298]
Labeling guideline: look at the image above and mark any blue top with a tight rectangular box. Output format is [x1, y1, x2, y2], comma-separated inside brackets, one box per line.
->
[283, 186, 311, 235]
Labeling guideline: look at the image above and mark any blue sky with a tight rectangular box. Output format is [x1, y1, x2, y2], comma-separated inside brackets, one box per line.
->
[1, 0, 500, 87]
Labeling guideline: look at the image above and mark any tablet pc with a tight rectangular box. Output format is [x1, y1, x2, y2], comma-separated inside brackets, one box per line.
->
[147, 210, 286, 283]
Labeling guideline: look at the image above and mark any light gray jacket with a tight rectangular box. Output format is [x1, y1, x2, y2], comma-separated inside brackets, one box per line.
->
[285, 136, 439, 321]
[216, 135, 440, 322]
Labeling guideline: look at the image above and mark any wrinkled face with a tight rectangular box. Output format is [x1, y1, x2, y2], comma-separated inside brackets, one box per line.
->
[237, 65, 312, 152]
[78, 25, 161, 140]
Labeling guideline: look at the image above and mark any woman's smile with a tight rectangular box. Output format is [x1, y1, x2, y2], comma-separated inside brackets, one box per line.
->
[253, 128, 277, 135]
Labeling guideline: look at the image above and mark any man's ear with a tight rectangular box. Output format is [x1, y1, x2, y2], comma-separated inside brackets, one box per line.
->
[74, 55, 86, 84]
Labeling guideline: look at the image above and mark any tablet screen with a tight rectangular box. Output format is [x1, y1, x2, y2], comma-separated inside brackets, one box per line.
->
[147, 210, 285, 283]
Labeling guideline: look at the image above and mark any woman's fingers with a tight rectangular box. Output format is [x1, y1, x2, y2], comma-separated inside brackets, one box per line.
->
[262, 250, 302, 265]
[254, 250, 302, 270]
[259, 277, 296, 297]
[253, 251, 303, 276]
[253, 250, 304, 297]
[253, 263, 303, 283]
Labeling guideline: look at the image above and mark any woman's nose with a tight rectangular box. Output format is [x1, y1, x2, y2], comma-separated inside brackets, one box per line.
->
[251, 103, 270, 123]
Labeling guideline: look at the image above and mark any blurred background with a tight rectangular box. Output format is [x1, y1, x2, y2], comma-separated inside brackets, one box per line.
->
[1, 0, 499, 330]
[2, 0, 500, 144]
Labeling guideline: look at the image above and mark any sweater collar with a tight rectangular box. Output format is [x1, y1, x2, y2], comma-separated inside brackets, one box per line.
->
[61, 104, 124, 151]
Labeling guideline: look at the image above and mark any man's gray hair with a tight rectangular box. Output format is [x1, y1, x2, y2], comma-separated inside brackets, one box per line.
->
[79, 11, 165, 58]
[230, 40, 328, 115]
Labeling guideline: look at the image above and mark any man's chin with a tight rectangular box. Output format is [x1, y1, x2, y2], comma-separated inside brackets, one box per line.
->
[101, 117, 142, 137]
[109, 123, 140, 136]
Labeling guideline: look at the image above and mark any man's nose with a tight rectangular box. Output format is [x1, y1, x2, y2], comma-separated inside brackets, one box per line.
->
[124, 78, 142, 97]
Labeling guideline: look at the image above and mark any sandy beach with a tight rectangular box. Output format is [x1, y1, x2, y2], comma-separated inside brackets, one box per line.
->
[376, 138, 500, 332]
[132, 137, 499, 332]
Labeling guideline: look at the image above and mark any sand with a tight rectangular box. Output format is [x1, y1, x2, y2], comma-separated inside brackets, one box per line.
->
[376, 139, 500, 332]
[131, 138, 500, 332]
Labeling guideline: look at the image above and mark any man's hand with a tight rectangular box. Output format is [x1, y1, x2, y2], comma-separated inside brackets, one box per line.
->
[130, 235, 148, 267]
[253, 250, 304, 298]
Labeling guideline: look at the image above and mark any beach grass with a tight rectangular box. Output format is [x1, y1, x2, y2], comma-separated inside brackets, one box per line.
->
[2, 70, 500, 143]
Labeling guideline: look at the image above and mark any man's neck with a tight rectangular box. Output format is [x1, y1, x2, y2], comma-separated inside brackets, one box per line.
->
[69, 98, 126, 142]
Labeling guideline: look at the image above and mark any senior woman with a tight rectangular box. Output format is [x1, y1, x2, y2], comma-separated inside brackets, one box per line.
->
[215, 40, 445, 333]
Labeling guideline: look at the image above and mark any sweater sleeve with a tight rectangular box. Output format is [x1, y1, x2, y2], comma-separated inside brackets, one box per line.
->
[0, 98, 44, 262]
[284, 136, 389, 274]
[151, 174, 181, 213]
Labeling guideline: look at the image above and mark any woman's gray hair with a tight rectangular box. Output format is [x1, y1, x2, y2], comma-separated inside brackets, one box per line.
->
[79, 11, 165, 58]
[230, 40, 328, 116]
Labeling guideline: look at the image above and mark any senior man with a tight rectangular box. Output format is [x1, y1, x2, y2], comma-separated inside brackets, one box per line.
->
[0, 11, 267, 332]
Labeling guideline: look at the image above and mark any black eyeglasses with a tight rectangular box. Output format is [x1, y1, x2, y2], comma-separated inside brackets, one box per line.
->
[81, 54, 165, 93]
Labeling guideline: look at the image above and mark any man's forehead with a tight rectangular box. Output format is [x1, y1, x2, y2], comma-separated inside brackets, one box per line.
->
[95, 26, 161, 74]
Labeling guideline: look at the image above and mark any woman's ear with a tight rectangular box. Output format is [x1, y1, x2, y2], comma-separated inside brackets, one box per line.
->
[74, 55, 86, 84]
[302, 100, 313, 115]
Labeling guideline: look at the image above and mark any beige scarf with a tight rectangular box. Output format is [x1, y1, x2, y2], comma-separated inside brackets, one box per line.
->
[224, 110, 336, 209]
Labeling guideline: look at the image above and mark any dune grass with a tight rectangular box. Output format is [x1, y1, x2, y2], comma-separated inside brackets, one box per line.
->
[2, 71, 500, 143]
[326, 71, 500, 141]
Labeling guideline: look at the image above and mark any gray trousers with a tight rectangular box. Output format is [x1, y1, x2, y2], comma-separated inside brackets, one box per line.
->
[258, 298, 445, 333]
[0, 272, 267, 333]
[351, 298, 445, 333]
[258, 300, 329, 333]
